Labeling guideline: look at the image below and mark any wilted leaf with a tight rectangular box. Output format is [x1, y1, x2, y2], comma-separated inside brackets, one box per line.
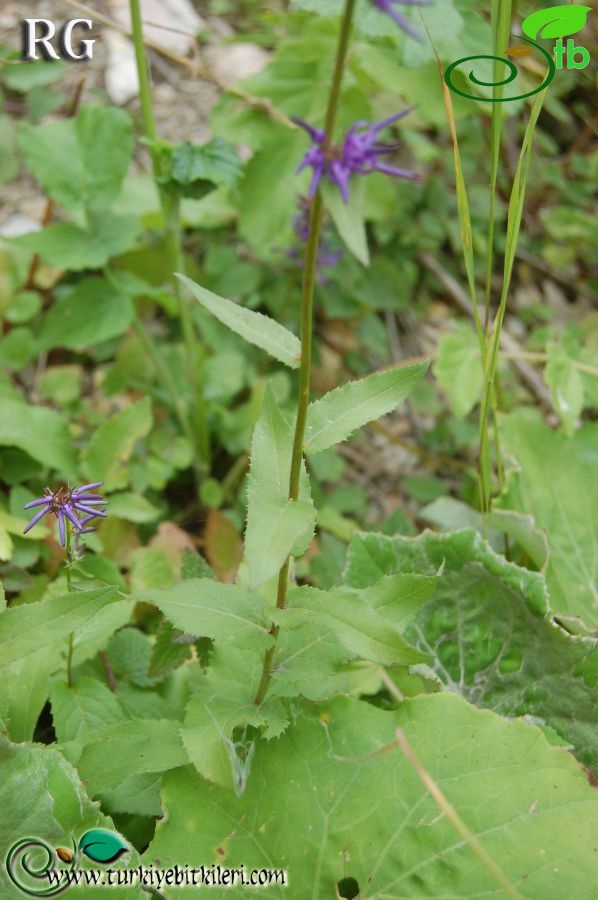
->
[504, 44, 534, 57]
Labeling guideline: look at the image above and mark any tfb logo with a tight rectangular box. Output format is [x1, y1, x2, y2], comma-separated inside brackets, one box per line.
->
[21, 18, 95, 61]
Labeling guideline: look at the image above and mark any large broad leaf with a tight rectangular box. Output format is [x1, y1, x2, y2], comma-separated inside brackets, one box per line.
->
[498, 408, 598, 628]
[304, 361, 428, 454]
[522, 5, 592, 40]
[18, 106, 134, 212]
[0, 737, 142, 898]
[346, 528, 598, 775]
[176, 274, 301, 369]
[242, 387, 315, 589]
[182, 646, 287, 794]
[134, 579, 273, 652]
[12, 214, 139, 272]
[0, 647, 55, 742]
[544, 341, 585, 436]
[145, 693, 598, 898]
[81, 397, 152, 491]
[0, 587, 119, 668]
[0, 398, 76, 472]
[38, 277, 134, 351]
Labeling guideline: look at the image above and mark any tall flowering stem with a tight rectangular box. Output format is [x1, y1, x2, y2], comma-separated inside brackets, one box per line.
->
[254, 0, 357, 706]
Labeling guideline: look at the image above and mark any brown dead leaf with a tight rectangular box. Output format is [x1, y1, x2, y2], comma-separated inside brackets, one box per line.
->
[149, 521, 196, 575]
[504, 45, 534, 57]
[203, 509, 243, 583]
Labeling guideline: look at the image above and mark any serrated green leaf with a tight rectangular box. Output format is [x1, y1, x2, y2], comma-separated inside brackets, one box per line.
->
[499, 409, 598, 628]
[544, 342, 584, 435]
[182, 646, 287, 793]
[0, 587, 119, 667]
[18, 106, 134, 212]
[145, 694, 598, 897]
[274, 584, 429, 667]
[107, 628, 163, 688]
[522, 5, 592, 40]
[304, 361, 428, 454]
[148, 620, 192, 678]
[321, 178, 369, 266]
[81, 397, 152, 491]
[134, 579, 273, 651]
[434, 324, 484, 419]
[165, 138, 242, 199]
[77, 719, 188, 794]
[0, 397, 76, 472]
[50, 676, 127, 746]
[176, 274, 301, 368]
[243, 387, 315, 588]
[347, 528, 598, 774]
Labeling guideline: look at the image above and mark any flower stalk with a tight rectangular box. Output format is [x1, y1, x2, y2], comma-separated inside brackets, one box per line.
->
[254, 0, 357, 707]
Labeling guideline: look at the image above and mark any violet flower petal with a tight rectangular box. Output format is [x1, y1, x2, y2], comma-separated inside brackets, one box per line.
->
[23, 497, 53, 509]
[63, 504, 84, 531]
[23, 506, 51, 534]
[72, 482, 104, 494]
[73, 503, 107, 518]
[57, 511, 66, 547]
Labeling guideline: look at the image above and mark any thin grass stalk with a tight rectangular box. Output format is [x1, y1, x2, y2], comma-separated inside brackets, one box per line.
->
[254, 0, 357, 707]
[129, 0, 210, 470]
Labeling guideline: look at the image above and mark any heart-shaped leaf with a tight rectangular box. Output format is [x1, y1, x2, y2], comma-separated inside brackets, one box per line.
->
[522, 5, 592, 40]
[78, 829, 128, 864]
[504, 44, 534, 57]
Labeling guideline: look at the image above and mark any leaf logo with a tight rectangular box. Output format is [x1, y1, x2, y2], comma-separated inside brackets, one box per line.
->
[522, 5, 592, 40]
[78, 829, 128, 864]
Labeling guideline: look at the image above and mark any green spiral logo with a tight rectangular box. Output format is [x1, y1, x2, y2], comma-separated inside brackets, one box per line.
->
[444, 36, 556, 102]
[5, 838, 75, 897]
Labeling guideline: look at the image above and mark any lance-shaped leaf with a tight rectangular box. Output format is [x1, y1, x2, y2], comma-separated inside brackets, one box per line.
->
[144, 694, 598, 897]
[522, 5, 592, 40]
[134, 579, 273, 652]
[0, 587, 120, 668]
[242, 387, 315, 589]
[273, 581, 432, 667]
[304, 361, 428, 454]
[176, 274, 301, 369]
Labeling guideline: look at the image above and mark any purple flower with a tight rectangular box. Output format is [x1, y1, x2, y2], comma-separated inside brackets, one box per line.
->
[372, 0, 431, 41]
[23, 482, 107, 547]
[294, 108, 417, 204]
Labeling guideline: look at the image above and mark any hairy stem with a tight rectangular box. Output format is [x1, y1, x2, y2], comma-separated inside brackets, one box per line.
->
[254, 0, 357, 707]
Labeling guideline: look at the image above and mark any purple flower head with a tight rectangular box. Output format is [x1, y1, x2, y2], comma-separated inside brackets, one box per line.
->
[23, 482, 107, 547]
[372, 0, 432, 41]
[294, 107, 417, 204]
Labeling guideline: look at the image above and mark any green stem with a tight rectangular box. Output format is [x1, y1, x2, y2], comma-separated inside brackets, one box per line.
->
[129, 0, 210, 471]
[65, 529, 74, 687]
[254, 0, 356, 707]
